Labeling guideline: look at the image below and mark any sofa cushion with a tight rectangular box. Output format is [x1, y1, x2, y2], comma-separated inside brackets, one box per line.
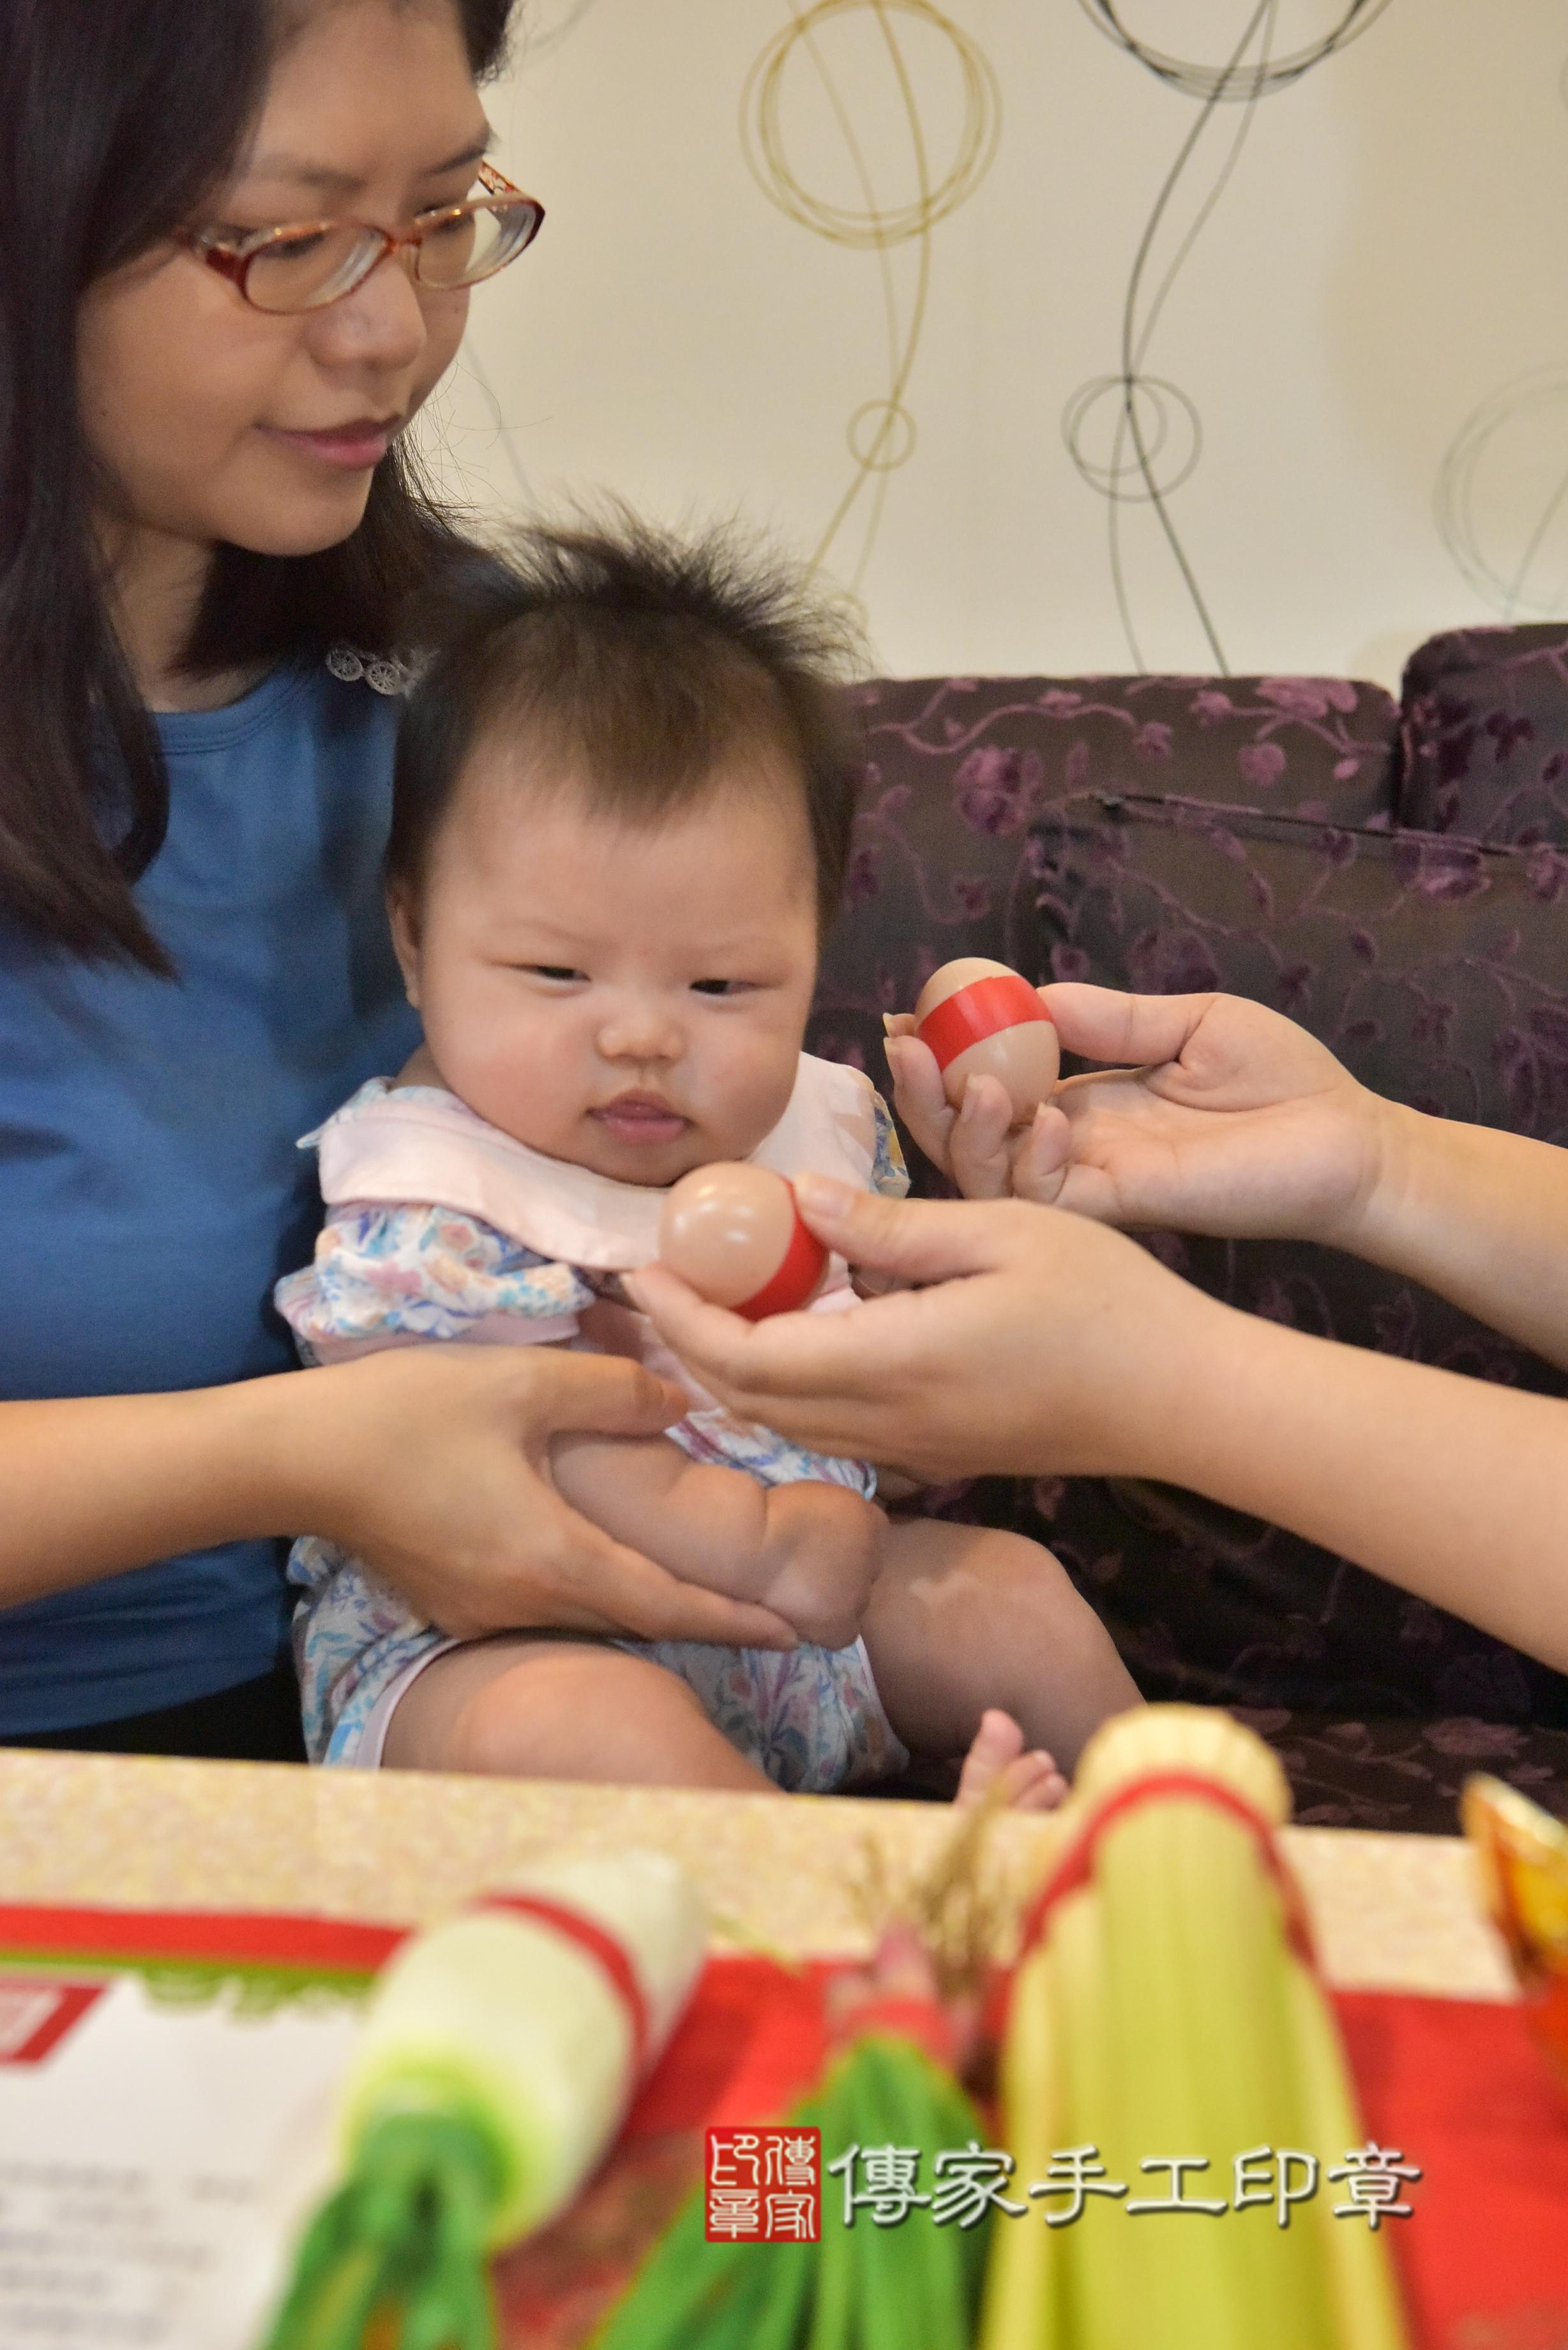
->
[812, 778, 1568, 1738]
[856, 673, 1400, 836]
[1029, 795, 1568, 1727]
[1034, 793, 1568, 1141]
[1401, 623, 1568, 843]
[812, 672, 1398, 1082]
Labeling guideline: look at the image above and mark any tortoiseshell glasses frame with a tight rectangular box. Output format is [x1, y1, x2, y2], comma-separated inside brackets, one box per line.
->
[180, 160, 544, 314]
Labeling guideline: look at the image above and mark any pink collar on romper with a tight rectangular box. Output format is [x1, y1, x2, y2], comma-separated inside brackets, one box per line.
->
[311, 1053, 882, 1382]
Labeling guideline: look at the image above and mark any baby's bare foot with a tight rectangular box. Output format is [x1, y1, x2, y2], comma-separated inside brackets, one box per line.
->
[955, 1707, 1067, 1813]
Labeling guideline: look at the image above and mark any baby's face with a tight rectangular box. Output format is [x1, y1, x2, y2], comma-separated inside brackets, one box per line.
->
[392, 743, 822, 1186]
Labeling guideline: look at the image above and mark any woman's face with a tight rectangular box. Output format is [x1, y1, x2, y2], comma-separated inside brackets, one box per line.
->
[78, 0, 488, 562]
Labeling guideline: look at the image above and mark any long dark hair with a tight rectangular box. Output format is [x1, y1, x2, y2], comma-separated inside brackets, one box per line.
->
[0, 0, 515, 971]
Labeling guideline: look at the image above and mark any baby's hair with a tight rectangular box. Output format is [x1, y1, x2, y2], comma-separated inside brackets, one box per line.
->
[389, 512, 868, 930]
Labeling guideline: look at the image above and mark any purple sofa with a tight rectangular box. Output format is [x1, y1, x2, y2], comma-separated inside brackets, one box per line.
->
[810, 623, 1568, 1831]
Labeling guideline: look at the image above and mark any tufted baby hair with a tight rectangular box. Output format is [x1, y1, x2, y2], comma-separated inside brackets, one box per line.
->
[388, 510, 868, 932]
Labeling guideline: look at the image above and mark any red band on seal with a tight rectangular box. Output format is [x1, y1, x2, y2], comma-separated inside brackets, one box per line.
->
[735, 1186, 828, 1322]
[915, 973, 1052, 1074]
[1019, 1770, 1316, 1971]
[481, 1893, 651, 2072]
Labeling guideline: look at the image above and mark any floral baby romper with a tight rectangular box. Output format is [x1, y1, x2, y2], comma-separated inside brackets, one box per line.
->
[274, 1051, 912, 1791]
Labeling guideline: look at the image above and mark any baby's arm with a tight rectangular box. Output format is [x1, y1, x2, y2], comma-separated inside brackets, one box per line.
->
[548, 1431, 884, 1652]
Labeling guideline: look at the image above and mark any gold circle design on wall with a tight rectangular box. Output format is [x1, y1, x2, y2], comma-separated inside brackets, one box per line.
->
[848, 397, 917, 471]
[741, 0, 1001, 593]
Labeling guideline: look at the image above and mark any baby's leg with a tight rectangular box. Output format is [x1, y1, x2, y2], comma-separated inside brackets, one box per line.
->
[551, 1430, 884, 1650]
[863, 1518, 1142, 1784]
[381, 1634, 778, 1792]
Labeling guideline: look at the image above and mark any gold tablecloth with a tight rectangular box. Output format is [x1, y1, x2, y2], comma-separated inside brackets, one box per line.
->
[0, 1749, 1515, 2001]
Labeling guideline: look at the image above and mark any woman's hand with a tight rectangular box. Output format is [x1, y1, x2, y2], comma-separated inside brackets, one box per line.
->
[883, 1011, 1075, 1205]
[628, 1179, 1224, 1486]
[629, 1177, 1568, 1674]
[887, 985, 1390, 1247]
[268, 1346, 799, 1649]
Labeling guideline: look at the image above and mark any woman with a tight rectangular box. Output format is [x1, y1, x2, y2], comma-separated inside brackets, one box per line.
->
[0, 0, 794, 1758]
[632, 983, 1568, 1678]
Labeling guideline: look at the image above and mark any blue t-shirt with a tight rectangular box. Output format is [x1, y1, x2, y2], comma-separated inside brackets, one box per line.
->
[0, 660, 419, 1732]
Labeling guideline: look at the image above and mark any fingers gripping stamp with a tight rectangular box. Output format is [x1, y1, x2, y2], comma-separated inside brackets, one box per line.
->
[913, 957, 1060, 1125]
[658, 1163, 827, 1320]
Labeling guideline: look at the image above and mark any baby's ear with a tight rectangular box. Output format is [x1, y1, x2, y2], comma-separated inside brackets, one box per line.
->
[386, 881, 423, 1009]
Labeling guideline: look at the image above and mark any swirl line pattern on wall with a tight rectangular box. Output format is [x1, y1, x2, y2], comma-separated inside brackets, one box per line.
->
[1076, 0, 1393, 102]
[1435, 369, 1568, 623]
[742, 0, 1001, 595]
[1066, 0, 1395, 676]
[1432, 62, 1568, 621]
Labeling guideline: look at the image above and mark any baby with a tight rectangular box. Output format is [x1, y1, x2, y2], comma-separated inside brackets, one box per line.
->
[276, 518, 1139, 1802]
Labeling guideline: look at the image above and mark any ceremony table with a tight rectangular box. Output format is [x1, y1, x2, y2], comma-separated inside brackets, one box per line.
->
[0, 1746, 1515, 1998]
[4, 1747, 1555, 2350]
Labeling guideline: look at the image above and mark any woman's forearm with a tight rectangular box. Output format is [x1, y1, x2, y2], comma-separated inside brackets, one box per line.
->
[0, 1354, 800, 1655]
[0, 1378, 305, 1609]
[1145, 1303, 1568, 1671]
[1346, 1102, 1568, 1368]
[636, 1185, 1568, 1671]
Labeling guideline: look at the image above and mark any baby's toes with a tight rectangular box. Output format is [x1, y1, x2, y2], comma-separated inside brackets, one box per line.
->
[955, 1709, 1067, 1812]
[995, 1750, 1068, 1813]
[954, 1708, 1023, 1806]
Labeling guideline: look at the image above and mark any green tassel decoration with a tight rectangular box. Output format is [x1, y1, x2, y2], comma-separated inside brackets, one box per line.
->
[259, 2111, 502, 2350]
[591, 2033, 991, 2350]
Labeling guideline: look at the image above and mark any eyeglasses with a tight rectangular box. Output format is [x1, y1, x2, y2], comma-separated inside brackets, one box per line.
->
[181, 160, 545, 314]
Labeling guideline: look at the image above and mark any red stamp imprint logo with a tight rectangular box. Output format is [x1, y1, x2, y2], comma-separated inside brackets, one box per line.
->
[0, 1977, 106, 2066]
[704, 2125, 821, 2243]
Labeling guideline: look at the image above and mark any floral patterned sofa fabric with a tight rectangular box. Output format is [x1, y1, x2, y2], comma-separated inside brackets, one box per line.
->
[1228, 1711, 1568, 1832]
[1399, 623, 1568, 844]
[855, 671, 1401, 837]
[1034, 798, 1568, 1142]
[811, 674, 1399, 1084]
[811, 648, 1568, 1832]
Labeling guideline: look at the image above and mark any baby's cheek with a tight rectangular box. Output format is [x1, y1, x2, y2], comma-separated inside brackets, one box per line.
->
[700, 1030, 803, 1156]
[432, 1006, 578, 1152]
